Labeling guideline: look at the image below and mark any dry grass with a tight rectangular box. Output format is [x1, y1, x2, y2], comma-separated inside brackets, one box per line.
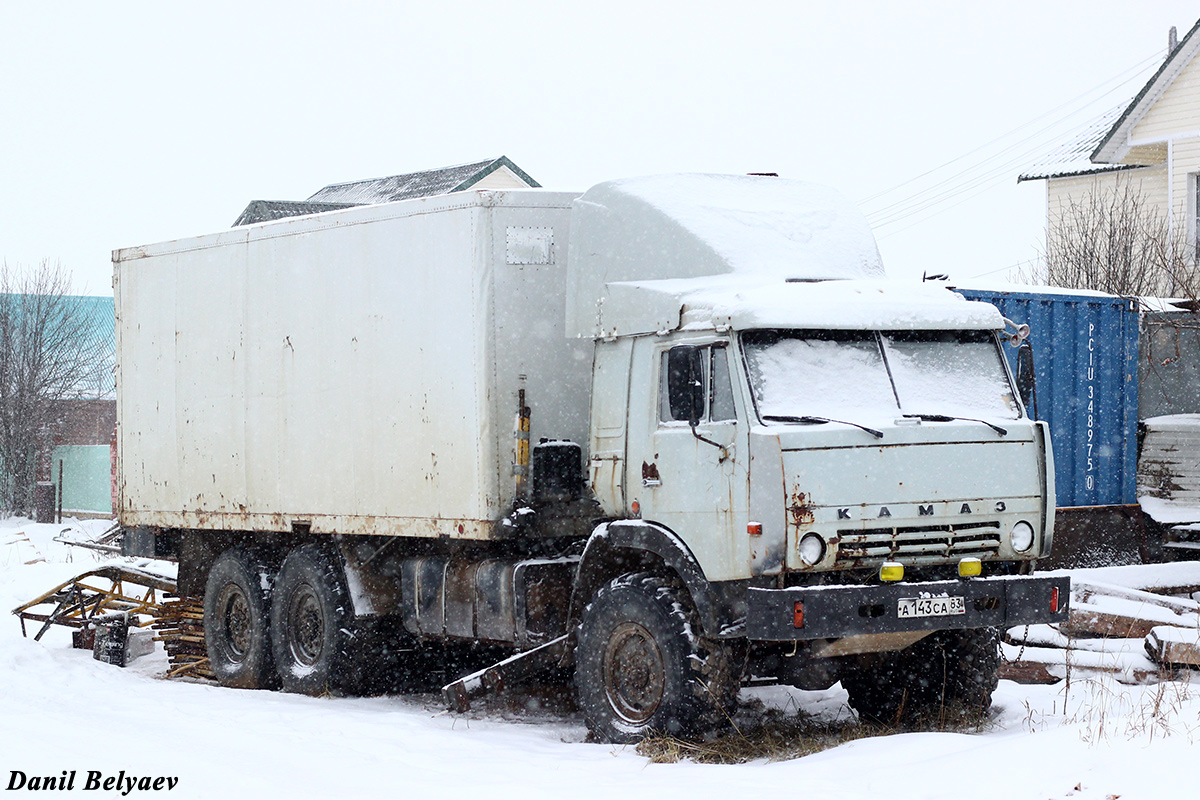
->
[1020, 666, 1200, 744]
[635, 699, 994, 764]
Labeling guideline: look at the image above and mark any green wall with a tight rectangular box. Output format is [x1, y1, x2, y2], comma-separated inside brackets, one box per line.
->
[51, 445, 112, 515]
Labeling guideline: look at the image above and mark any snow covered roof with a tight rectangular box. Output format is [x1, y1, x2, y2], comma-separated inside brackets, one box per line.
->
[572, 173, 884, 285]
[1138, 296, 1200, 313]
[1021, 18, 1200, 181]
[232, 200, 354, 227]
[622, 278, 1004, 335]
[1094, 18, 1200, 164]
[956, 279, 1128, 299]
[307, 156, 539, 204]
[1018, 104, 1140, 182]
[232, 157, 538, 227]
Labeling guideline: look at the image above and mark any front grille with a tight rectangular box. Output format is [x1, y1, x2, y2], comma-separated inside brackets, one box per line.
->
[834, 522, 1002, 566]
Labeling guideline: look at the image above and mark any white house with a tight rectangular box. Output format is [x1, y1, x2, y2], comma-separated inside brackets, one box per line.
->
[1021, 19, 1200, 293]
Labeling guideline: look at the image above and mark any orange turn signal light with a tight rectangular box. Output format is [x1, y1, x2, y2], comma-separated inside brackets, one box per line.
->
[793, 601, 805, 628]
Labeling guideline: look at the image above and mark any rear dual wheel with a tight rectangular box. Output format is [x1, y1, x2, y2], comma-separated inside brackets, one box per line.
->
[204, 544, 357, 695]
[271, 544, 356, 695]
[203, 548, 277, 689]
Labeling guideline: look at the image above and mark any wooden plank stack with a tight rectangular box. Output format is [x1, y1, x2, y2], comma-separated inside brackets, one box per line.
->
[151, 596, 213, 681]
[1000, 571, 1200, 685]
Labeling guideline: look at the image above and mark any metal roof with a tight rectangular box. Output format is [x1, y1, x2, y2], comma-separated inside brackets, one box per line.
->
[1021, 17, 1200, 182]
[232, 157, 539, 227]
[232, 200, 354, 227]
[308, 156, 538, 204]
[1018, 104, 1139, 182]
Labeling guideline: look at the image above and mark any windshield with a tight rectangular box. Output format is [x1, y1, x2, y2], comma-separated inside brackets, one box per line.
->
[741, 329, 1019, 422]
[742, 331, 897, 419]
[882, 330, 1018, 419]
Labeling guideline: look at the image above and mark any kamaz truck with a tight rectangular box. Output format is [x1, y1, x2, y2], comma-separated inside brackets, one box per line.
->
[116, 173, 1067, 742]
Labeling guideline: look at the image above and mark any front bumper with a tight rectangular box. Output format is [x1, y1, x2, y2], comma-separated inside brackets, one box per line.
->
[746, 574, 1069, 641]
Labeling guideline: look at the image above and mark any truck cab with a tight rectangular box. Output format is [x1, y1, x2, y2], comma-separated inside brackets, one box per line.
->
[600, 319, 1055, 582]
[565, 177, 1066, 739]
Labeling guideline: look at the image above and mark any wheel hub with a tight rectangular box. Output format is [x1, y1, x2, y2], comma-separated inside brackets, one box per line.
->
[287, 583, 325, 667]
[602, 621, 665, 724]
[219, 586, 251, 660]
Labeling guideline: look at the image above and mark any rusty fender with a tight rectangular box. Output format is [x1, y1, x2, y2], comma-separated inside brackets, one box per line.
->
[569, 520, 747, 638]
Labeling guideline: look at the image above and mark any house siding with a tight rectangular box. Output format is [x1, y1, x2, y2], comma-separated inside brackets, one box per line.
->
[470, 166, 534, 191]
[1047, 167, 1169, 226]
[1132, 53, 1200, 143]
[1169, 137, 1200, 225]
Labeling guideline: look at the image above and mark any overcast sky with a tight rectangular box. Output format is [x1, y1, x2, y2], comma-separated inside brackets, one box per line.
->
[2, 2, 1198, 296]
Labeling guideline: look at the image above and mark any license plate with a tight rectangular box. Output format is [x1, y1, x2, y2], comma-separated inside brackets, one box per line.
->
[897, 596, 965, 619]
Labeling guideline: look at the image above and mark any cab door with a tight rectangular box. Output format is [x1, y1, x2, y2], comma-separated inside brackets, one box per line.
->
[626, 340, 748, 582]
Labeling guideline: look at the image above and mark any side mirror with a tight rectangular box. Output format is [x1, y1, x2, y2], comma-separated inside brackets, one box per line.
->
[667, 346, 705, 425]
[1015, 342, 1037, 418]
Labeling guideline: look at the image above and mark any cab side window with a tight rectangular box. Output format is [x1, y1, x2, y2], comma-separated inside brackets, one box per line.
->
[659, 344, 737, 423]
[709, 346, 736, 421]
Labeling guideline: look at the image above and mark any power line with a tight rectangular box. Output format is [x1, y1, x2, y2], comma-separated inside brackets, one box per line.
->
[870, 132, 1073, 230]
[963, 259, 1039, 281]
[860, 49, 1159, 210]
[860, 48, 1163, 229]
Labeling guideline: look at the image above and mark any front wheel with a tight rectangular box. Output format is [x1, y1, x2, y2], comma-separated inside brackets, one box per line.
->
[913, 626, 1000, 712]
[843, 626, 1000, 724]
[841, 649, 918, 725]
[574, 573, 739, 743]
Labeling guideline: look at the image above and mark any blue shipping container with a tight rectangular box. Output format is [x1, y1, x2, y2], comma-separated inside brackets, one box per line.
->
[957, 288, 1140, 509]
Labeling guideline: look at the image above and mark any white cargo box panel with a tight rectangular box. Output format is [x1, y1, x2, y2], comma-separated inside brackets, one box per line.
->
[115, 189, 589, 540]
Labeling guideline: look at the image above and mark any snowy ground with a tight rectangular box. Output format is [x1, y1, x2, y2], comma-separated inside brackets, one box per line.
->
[3, 519, 1199, 800]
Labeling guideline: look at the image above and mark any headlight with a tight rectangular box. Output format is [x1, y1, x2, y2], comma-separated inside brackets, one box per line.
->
[798, 533, 826, 566]
[1011, 521, 1035, 553]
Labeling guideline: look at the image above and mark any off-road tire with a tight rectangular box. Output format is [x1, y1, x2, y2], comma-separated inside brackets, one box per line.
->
[574, 572, 739, 744]
[204, 548, 276, 689]
[841, 650, 917, 725]
[843, 627, 1000, 724]
[913, 626, 1001, 712]
[271, 544, 355, 696]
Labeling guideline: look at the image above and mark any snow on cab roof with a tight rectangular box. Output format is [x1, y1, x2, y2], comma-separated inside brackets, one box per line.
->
[570, 173, 884, 284]
[673, 277, 1003, 331]
[567, 174, 999, 337]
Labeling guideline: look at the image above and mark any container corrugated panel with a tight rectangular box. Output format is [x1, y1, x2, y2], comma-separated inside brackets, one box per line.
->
[957, 288, 1139, 508]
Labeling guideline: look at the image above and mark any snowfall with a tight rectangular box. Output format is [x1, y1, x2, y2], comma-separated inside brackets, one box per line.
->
[3, 519, 1200, 800]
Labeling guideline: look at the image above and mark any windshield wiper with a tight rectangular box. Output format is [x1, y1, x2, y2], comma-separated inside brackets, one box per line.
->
[903, 413, 1008, 436]
[763, 415, 884, 439]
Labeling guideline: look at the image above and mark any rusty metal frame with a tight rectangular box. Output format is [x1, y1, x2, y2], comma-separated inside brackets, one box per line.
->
[12, 565, 177, 641]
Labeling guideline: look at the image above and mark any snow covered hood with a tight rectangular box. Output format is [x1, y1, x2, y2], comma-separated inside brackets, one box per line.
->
[567, 174, 893, 338]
